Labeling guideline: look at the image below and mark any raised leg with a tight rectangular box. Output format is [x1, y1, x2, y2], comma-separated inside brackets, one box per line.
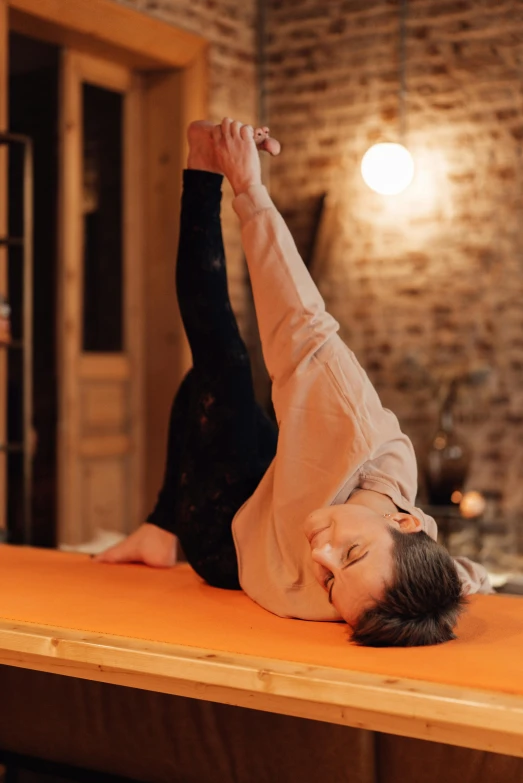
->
[95, 127, 278, 584]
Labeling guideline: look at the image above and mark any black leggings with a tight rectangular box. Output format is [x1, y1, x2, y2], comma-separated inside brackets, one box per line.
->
[146, 170, 278, 589]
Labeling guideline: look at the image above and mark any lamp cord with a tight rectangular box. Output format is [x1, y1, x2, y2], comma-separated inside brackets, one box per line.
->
[399, 0, 408, 144]
[257, 0, 269, 188]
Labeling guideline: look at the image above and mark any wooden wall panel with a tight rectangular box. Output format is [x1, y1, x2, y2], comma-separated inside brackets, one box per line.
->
[81, 383, 127, 434]
[81, 457, 126, 542]
[142, 50, 208, 514]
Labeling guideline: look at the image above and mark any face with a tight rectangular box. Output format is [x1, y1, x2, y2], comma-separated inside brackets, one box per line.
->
[304, 504, 420, 626]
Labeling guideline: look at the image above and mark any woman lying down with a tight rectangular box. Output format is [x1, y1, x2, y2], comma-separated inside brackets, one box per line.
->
[96, 118, 493, 647]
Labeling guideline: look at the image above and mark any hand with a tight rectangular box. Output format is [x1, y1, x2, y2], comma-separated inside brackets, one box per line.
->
[212, 118, 262, 196]
[92, 523, 177, 568]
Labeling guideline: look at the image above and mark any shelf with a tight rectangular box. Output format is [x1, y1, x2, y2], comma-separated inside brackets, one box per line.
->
[0, 443, 24, 454]
[0, 237, 24, 247]
[0, 340, 23, 350]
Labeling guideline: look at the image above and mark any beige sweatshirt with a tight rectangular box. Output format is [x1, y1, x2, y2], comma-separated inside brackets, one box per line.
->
[230, 185, 493, 622]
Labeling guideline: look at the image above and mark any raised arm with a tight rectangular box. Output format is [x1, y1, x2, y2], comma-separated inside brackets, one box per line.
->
[213, 118, 341, 391]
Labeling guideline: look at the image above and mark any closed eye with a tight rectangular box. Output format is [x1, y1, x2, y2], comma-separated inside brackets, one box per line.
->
[344, 543, 359, 562]
[342, 550, 369, 570]
[328, 579, 334, 604]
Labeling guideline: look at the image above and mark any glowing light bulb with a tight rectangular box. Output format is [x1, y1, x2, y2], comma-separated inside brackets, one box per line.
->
[459, 491, 486, 520]
[361, 142, 415, 195]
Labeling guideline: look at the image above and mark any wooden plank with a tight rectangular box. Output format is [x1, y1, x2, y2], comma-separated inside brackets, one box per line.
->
[8, 0, 206, 71]
[79, 354, 130, 381]
[81, 383, 127, 433]
[142, 49, 208, 513]
[142, 71, 186, 514]
[79, 435, 131, 458]
[124, 74, 145, 530]
[0, 619, 522, 758]
[81, 457, 126, 537]
[57, 49, 83, 546]
[75, 51, 131, 93]
[177, 47, 210, 173]
[0, 0, 8, 535]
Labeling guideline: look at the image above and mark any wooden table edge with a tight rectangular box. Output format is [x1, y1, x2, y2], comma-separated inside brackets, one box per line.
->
[0, 618, 522, 758]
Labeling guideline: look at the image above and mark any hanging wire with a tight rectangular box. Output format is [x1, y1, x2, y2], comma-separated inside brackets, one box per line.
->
[257, 0, 268, 128]
[398, 0, 408, 144]
[257, 0, 270, 188]
[516, 0, 523, 273]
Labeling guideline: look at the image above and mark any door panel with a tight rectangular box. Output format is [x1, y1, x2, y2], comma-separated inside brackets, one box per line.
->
[58, 50, 143, 546]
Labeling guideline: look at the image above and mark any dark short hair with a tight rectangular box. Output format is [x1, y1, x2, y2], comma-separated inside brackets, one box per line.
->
[351, 527, 467, 647]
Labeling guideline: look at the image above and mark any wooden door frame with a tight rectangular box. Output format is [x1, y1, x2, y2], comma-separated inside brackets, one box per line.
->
[0, 1, 7, 536]
[0, 0, 208, 535]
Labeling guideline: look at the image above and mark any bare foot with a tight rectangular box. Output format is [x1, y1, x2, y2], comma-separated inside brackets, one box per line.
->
[212, 118, 263, 196]
[187, 120, 281, 173]
[93, 523, 177, 568]
[187, 121, 223, 173]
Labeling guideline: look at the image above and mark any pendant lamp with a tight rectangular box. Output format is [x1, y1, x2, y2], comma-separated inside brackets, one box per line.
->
[361, 0, 414, 195]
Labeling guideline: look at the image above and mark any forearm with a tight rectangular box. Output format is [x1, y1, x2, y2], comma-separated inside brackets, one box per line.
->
[233, 186, 339, 386]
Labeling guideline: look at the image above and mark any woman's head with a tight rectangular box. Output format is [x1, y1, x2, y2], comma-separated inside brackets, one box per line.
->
[305, 504, 466, 646]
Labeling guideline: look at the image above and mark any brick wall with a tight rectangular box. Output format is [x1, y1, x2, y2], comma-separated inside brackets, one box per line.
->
[266, 0, 523, 526]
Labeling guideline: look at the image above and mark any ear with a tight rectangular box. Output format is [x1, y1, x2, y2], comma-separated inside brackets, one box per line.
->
[389, 513, 423, 534]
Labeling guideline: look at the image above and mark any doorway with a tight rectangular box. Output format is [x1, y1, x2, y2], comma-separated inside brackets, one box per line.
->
[0, 0, 208, 548]
[8, 32, 59, 546]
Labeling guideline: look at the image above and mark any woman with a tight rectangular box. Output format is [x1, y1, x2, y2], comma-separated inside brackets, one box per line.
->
[96, 119, 492, 647]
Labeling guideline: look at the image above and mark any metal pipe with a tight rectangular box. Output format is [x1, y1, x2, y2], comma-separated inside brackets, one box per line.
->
[398, 0, 408, 144]
[23, 137, 34, 546]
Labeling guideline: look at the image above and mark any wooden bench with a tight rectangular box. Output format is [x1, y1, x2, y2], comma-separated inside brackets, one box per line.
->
[0, 545, 522, 781]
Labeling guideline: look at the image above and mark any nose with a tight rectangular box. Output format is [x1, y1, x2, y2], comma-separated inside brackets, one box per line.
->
[310, 542, 335, 569]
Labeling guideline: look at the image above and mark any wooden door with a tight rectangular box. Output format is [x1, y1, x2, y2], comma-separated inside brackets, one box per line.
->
[58, 50, 144, 546]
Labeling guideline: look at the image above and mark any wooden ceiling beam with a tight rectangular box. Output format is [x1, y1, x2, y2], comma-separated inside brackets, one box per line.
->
[8, 0, 207, 70]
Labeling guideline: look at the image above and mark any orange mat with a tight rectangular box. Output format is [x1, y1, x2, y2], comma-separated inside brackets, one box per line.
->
[1, 545, 522, 697]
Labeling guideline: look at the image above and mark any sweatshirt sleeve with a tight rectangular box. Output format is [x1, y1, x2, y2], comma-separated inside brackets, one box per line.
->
[453, 557, 495, 595]
[233, 186, 340, 394]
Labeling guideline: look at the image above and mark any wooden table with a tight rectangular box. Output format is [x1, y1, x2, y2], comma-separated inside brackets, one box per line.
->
[1, 545, 522, 759]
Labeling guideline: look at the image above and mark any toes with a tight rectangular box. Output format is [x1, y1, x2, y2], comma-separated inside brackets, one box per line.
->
[230, 119, 243, 138]
[240, 124, 254, 141]
[221, 117, 232, 137]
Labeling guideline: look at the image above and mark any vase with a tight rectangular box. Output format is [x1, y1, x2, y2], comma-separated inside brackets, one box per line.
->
[424, 385, 470, 506]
